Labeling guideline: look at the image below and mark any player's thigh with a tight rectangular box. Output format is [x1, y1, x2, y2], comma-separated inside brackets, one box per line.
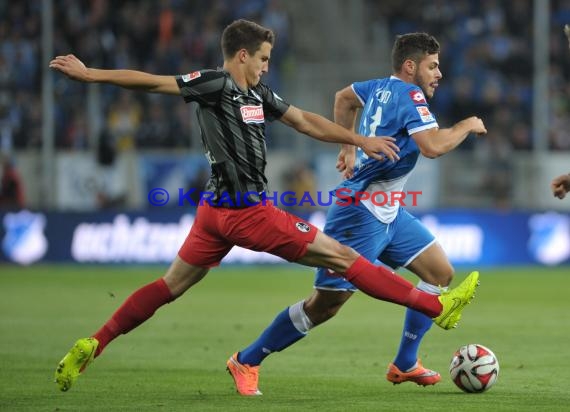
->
[315, 201, 387, 259]
[310, 202, 388, 289]
[380, 209, 452, 285]
[406, 242, 454, 286]
[178, 203, 233, 268]
[225, 202, 317, 262]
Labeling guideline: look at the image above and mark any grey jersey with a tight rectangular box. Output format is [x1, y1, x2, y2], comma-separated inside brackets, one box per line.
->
[176, 69, 290, 207]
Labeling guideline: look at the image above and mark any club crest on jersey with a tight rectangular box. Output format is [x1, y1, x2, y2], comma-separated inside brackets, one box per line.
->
[295, 222, 311, 233]
[416, 106, 435, 123]
[409, 90, 427, 104]
[240, 105, 264, 124]
[181, 71, 201, 82]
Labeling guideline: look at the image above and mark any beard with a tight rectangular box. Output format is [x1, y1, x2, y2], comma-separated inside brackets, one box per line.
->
[413, 74, 433, 100]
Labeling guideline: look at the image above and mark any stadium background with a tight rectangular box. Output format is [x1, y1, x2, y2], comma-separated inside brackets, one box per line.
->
[1, 2, 570, 411]
[1, 0, 569, 266]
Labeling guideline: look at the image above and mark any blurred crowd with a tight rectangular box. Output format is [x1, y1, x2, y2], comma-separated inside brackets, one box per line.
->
[2, 0, 570, 211]
[3, 0, 570, 154]
[0, 0, 290, 152]
[368, 0, 570, 152]
[365, 0, 570, 208]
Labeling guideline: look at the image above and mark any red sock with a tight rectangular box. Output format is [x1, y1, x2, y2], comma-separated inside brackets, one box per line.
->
[344, 256, 442, 317]
[92, 278, 174, 357]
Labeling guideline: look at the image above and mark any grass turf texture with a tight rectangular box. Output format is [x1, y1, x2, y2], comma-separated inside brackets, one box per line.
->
[1, 264, 569, 411]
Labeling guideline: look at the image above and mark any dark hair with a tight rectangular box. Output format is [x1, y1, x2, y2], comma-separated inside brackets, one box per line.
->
[391, 33, 440, 72]
[221, 19, 275, 60]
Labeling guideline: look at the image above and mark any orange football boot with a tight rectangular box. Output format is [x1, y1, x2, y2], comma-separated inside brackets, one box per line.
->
[386, 359, 441, 386]
[226, 352, 262, 396]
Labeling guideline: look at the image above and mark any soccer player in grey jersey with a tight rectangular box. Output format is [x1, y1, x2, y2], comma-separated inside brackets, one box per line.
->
[175, 67, 289, 206]
[50, 19, 478, 393]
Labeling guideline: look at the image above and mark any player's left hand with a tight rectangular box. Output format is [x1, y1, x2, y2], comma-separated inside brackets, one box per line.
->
[49, 54, 91, 82]
[360, 136, 400, 163]
[564, 24, 570, 49]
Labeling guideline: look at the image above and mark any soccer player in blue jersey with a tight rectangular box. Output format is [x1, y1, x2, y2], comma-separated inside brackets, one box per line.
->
[227, 32, 487, 395]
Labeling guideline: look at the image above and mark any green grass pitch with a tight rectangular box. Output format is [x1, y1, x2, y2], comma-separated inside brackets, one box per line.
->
[1, 264, 569, 411]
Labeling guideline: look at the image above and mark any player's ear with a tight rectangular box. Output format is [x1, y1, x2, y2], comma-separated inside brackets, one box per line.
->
[403, 59, 416, 76]
[238, 49, 248, 63]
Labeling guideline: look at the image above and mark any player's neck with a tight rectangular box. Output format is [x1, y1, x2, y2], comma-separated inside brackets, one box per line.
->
[393, 73, 413, 84]
[223, 62, 248, 92]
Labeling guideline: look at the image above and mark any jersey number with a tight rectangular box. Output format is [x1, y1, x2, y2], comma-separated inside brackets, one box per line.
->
[369, 106, 382, 136]
[359, 106, 383, 161]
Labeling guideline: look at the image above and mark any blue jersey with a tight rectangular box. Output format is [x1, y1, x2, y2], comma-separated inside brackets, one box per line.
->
[335, 76, 439, 222]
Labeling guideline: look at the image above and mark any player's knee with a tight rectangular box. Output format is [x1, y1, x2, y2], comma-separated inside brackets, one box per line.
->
[319, 307, 340, 324]
[440, 265, 454, 287]
[333, 243, 359, 272]
[305, 303, 341, 325]
[304, 290, 351, 325]
[164, 259, 209, 297]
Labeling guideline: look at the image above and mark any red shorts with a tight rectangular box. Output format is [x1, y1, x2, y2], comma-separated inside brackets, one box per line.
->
[178, 201, 318, 267]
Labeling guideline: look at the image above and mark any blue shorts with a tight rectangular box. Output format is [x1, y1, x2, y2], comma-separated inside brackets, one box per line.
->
[315, 202, 435, 291]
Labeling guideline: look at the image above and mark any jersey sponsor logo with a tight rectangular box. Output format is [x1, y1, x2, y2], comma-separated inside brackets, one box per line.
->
[240, 105, 264, 124]
[181, 71, 201, 82]
[416, 106, 435, 123]
[295, 222, 311, 233]
[409, 90, 427, 104]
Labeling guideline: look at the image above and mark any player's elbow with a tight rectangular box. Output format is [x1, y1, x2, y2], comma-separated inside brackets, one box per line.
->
[419, 146, 443, 159]
[334, 90, 345, 105]
[334, 89, 357, 112]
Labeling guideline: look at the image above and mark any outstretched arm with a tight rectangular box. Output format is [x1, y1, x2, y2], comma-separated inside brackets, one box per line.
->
[49, 54, 180, 95]
[279, 105, 400, 163]
[411, 116, 487, 159]
[551, 173, 570, 199]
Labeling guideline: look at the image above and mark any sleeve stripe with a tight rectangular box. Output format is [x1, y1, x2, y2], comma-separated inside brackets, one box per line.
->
[408, 123, 439, 135]
[351, 84, 366, 106]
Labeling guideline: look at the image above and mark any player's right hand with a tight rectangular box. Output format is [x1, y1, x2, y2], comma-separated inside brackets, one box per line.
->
[551, 174, 570, 199]
[49, 54, 91, 82]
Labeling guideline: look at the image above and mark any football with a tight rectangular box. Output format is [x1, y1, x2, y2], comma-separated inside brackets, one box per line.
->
[449, 344, 499, 393]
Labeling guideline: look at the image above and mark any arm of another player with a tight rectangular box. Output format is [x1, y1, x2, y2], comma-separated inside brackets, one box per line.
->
[411, 116, 487, 159]
[551, 173, 570, 199]
[279, 105, 400, 163]
[49, 54, 180, 95]
[280, 105, 399, 162]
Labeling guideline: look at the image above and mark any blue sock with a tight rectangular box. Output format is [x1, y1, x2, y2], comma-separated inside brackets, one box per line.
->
[393, 308, 433, 371]
[238, 303, 310, 366]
